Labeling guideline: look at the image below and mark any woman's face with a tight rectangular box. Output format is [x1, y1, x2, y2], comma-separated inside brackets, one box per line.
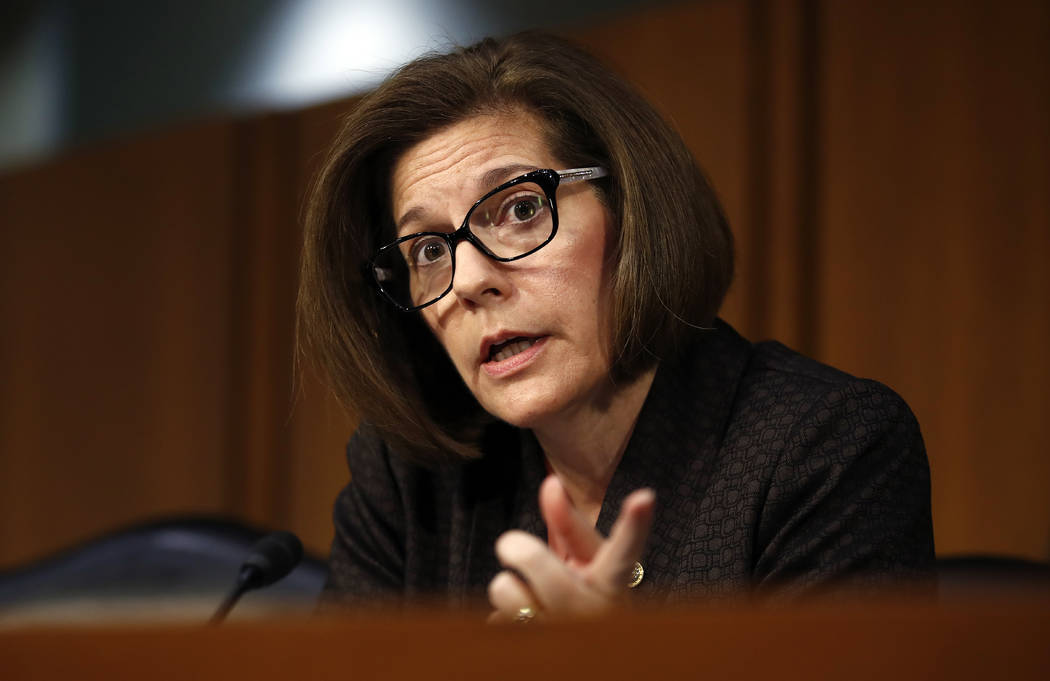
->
[390, 111, 616, 429]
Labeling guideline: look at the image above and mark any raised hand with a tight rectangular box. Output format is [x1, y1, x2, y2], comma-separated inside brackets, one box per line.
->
[487, 475, 654, 622]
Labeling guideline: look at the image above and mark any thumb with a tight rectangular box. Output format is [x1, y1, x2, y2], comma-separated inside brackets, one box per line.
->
[539, 475, 602, 565]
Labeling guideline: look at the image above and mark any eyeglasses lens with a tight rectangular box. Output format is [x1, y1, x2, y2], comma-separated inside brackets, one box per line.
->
[373, 180, 553, 309]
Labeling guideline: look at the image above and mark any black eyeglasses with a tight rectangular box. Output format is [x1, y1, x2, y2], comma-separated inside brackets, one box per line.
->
[370, 166, 608, 311]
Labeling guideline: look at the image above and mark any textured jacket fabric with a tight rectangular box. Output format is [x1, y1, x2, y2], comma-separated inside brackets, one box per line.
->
[323, 321, 935, 607]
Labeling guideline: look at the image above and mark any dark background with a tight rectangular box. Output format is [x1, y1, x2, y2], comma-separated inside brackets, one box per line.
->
[1, 0, 1048, 568]
[0, 0, 662, 168]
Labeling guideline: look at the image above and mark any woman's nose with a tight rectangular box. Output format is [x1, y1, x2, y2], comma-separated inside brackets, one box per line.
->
[450, 240, 506, 305]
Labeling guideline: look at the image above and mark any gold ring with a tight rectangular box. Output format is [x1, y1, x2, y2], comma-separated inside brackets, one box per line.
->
[514, 606, 536, 624]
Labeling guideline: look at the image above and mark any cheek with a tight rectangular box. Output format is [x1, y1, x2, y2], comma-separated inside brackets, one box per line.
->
[544, 241, 613, 347]
[561, 223, 612, 300]
[570, 215, 617, 351]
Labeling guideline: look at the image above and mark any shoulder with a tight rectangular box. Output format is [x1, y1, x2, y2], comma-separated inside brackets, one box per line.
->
[344, 422, 397, 483]
[341, 423, 432, 516]
[655, 322, 923, 473]
[723, 341, 935, 587]
[336, 423, 461, 554]
[710, 334, 930, 510]
[325, 422, 475, 604]
[341, 420, 522, 523]
[336, 422, 427, 536]
[345, 422, 459, 480]
[726, 339, 927, 496]
[746, 339, 874, 395]
[734, 339, 920, 440]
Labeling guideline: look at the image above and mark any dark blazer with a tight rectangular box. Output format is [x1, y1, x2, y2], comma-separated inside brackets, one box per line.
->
[323, 321, 935, 607]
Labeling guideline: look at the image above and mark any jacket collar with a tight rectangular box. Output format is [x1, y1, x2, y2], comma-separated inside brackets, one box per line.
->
[594, 320, 753, 537]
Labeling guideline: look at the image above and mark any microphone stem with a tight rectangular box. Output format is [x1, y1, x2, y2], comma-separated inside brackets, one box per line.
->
[209, 565, 257, 625]
[209, 588, 241, 625]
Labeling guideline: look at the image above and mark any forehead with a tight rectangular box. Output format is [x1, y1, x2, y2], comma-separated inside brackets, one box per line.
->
[390, 111, 559, 214]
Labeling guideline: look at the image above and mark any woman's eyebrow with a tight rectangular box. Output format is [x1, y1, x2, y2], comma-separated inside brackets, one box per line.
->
[476, 164, 540, 192]
[395, 206, 427, 235]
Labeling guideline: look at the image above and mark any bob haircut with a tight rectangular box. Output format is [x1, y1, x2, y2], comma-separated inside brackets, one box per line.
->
[298, 31, 733, 461]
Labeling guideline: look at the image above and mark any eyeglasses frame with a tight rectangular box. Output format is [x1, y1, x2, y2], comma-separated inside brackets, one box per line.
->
[370, 166, 608, 312]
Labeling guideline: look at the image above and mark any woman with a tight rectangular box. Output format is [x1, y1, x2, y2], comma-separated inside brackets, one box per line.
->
[298, 32, 934, 620]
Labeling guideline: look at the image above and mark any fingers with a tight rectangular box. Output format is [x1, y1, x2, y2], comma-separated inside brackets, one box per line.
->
[494, 530, 605, 614]
[487, 569, 537, 623]
[487, 485, 657, 623]
[539, 475, 602, 565]
[590, 488, 655, 591]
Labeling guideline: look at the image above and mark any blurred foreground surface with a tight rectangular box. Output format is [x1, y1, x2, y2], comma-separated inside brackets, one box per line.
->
[2, 597, 1048, 680]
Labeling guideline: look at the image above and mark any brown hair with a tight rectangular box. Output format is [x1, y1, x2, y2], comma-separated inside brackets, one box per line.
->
[297, 31, 733, 461]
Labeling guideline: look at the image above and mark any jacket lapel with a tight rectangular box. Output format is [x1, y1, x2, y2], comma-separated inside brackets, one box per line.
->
[596, 321, 753, 595]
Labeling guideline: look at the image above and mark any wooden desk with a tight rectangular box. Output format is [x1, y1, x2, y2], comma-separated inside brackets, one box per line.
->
[2, 599, 1048, 680]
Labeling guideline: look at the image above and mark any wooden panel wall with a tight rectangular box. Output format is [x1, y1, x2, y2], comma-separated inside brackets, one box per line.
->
[1, 0, 1047, 568]
[815, 1, 1050, 557]
[0, 123, 241, 562]
[0, 107, 354, 567]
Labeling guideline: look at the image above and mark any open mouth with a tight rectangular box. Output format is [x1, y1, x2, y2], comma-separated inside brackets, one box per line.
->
[487, 336, 542, 363]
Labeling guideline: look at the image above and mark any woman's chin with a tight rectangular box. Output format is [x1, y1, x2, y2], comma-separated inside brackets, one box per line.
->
[479, 396, 562, 431]
[482, 393, 595, 433]
[486, 406, 549, 430]
[473, 371, 613, 432]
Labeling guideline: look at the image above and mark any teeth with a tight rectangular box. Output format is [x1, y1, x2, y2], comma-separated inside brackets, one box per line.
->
[490, 338, 537, 362]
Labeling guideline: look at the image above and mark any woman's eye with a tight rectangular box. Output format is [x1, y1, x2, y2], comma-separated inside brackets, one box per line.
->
[512, 199, 538, 221]
[501, 195, 544, 223]
[410, 238, 449, 267]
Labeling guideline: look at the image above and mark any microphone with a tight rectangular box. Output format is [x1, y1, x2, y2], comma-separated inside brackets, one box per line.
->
[210, 531, 304, 624]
